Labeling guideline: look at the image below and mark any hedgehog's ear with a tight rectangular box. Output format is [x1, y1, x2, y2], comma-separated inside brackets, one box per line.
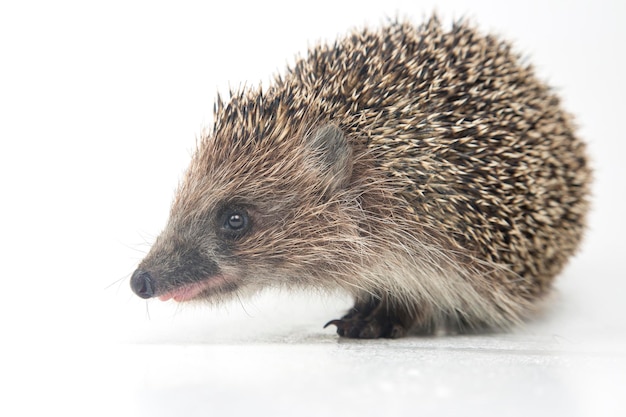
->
[304, 124, 353, 194]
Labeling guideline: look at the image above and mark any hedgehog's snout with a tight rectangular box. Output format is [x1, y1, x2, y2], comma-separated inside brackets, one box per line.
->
[130, 269, 155, 299]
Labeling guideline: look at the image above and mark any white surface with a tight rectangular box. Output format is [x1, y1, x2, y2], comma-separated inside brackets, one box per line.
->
[1, 0, 625, 416]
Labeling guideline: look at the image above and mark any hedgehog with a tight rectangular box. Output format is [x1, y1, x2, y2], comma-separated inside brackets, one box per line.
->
[129, 16, 590, 338]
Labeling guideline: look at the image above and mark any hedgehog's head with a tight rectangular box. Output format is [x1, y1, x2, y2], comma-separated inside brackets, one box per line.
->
[130, 115, 362, 303]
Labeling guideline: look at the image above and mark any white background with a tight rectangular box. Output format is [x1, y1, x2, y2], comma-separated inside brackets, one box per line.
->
[1, 0, 625, 416]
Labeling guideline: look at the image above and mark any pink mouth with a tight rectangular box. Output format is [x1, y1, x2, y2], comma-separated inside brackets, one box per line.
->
[158, 277, 222, 302]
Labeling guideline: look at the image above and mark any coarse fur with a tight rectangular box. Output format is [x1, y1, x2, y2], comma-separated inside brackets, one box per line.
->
[131, 16, 590, 338]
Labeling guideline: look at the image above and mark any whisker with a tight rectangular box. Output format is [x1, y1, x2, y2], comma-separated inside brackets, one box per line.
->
[145, 302, 151, 320]
[104, 274, 130, 291]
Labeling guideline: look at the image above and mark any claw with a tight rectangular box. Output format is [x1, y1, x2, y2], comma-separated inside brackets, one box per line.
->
[323, 319, 343, 329]
[324, 319, 347, 337]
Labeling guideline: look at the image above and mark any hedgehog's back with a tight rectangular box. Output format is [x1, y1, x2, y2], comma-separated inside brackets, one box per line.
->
[281, 17, 591, 298]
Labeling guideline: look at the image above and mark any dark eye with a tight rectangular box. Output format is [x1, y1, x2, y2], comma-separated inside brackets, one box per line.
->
[226, 212, 246, 230]
[217, 205, 252, 239]
[220, 208, 250, 238]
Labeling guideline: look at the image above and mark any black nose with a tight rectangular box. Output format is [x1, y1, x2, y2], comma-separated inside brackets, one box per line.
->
[130, 269, 155, 299]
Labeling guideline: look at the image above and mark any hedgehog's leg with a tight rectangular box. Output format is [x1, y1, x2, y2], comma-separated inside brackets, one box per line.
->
[324, 294, 413, 339]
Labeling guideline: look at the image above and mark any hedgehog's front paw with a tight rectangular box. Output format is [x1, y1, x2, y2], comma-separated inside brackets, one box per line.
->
[324, 317, 407, 338]
[324, 296, 409, 339]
